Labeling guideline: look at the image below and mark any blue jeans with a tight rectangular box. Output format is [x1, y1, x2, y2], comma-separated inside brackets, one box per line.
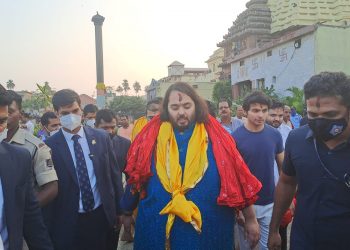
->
[238, 203, 273, 250]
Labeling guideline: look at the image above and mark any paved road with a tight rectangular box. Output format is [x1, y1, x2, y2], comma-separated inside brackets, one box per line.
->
[117, 223, 291, 250]
[117, 227, 134, 250]
[118, 241, 133, 250]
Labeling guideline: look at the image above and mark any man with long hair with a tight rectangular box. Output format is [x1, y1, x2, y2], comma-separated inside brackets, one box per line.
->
[121, 82, 262, 249]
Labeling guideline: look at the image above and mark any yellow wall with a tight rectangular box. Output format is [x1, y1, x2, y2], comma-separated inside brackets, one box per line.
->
[315, 25, 350, 74]
[206, 48, 224, 81]
[269, 0, 350, 33]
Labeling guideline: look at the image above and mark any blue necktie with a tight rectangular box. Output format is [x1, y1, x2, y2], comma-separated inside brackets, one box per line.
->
[72, 134, 95, 212]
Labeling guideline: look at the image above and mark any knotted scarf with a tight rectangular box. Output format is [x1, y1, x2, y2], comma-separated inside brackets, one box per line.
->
[156, 122, 208, 245]
[125, 115, 262, 247]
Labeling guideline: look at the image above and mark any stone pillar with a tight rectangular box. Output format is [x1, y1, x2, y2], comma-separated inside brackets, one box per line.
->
[92, 12, 106, 108]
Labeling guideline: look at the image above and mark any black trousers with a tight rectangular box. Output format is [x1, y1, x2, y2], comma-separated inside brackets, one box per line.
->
[74, 206, 118, 250]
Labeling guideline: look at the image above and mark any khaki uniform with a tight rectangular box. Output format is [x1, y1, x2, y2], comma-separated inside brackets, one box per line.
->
[10, 128, 58, 187]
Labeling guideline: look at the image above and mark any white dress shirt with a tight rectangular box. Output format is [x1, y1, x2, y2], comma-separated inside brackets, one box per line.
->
[277, 123, 292, 145]
[0, 179, 8, 250]
[61, 127, 102, 213]
[24, 120, 35, 135]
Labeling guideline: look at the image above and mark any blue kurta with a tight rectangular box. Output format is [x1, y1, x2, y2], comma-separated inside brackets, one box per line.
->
[134, 125, 235, 250]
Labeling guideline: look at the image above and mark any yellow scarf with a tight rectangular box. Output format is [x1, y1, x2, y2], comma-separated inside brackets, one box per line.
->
[156, 122, 208, 248]
[131, 116, 148, 142]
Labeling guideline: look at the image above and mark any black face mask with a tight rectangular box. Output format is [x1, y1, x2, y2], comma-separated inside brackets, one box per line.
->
[308, 117, 348, 141]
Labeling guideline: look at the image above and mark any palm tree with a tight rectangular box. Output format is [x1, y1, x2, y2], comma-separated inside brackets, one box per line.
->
[6, 79, 15, 90]
[133, 81, 142, 96]
[43, 81, 53, 94]
[116, 86, 124, 95]
[121, 79, 130, 95]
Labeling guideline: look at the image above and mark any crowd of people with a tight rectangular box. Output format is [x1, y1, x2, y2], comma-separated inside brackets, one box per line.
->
[0, 71, 349, 250]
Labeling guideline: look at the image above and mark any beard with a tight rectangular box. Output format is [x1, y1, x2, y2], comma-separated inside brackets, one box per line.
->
[169, 115, 192, 132]
[267, 120, 281, 128]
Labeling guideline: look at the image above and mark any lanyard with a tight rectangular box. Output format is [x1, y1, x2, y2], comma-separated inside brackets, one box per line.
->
[313, 138, 350, 188]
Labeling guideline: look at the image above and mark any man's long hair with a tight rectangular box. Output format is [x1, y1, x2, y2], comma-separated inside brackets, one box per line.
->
[160, 82, 209, 123]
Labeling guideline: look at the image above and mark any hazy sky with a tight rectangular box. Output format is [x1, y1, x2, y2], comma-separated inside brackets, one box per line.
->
[1, 0, 247, 96]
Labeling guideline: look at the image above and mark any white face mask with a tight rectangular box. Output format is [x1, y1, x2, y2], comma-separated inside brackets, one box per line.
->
[85, 119, 95, 128]
[0, 128, 8, 143]
[60, 114, 82, 131]
[49, 128, 60, 136]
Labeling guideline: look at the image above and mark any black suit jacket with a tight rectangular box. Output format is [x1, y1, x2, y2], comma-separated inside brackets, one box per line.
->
[0, 142, 53, 250]
[43, 126, 123, 250]
[111, 134, 130, 172]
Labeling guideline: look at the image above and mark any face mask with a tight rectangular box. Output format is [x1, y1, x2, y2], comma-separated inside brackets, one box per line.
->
[85, 119, 95, 128]
[49, 129, 60, 136]
[0, 128, 8, 143]
[60, 114, 82, 131]
[308, 117, 348, 141]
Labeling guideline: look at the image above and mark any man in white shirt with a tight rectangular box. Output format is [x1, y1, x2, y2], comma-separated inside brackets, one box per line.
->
[44, 89, 123, 250]
[267, 101, 292, 184]
[20, 113, 35, 134]
[268, 102, 292, 147]
[282, 105, 293, 129]
[266, 100, 292, 250]
[234, 105, 247, 122]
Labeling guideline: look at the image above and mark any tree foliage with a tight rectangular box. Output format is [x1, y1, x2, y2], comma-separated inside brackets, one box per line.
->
[261, 84, 279, 100]
[22, 82, 54, 112]
[133, 81, 142, 96]
[116, 86, 124, 95]
[6, 79, 15, 90]
[121, 79, 130, 95]
[284, 86, 304, 114]
[105, 86, 115, 95]
[212, 81, 232, 104]
[108, 95, 147, 119]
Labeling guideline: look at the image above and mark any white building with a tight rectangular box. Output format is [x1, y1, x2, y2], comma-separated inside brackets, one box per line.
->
[229, 24, 350, 99]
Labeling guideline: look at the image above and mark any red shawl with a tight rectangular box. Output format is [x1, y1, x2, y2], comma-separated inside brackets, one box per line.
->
[124, 115, 262, 209]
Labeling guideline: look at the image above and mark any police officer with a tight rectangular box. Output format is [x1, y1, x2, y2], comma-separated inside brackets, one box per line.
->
[5, 90, 58, 207]
[0, 86, 54, 250]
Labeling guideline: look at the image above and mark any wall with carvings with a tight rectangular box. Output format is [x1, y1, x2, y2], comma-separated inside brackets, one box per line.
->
[269, 0, 350, 33]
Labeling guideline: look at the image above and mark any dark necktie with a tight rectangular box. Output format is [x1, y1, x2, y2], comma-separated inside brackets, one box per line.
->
[72, 134, 95, 212]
